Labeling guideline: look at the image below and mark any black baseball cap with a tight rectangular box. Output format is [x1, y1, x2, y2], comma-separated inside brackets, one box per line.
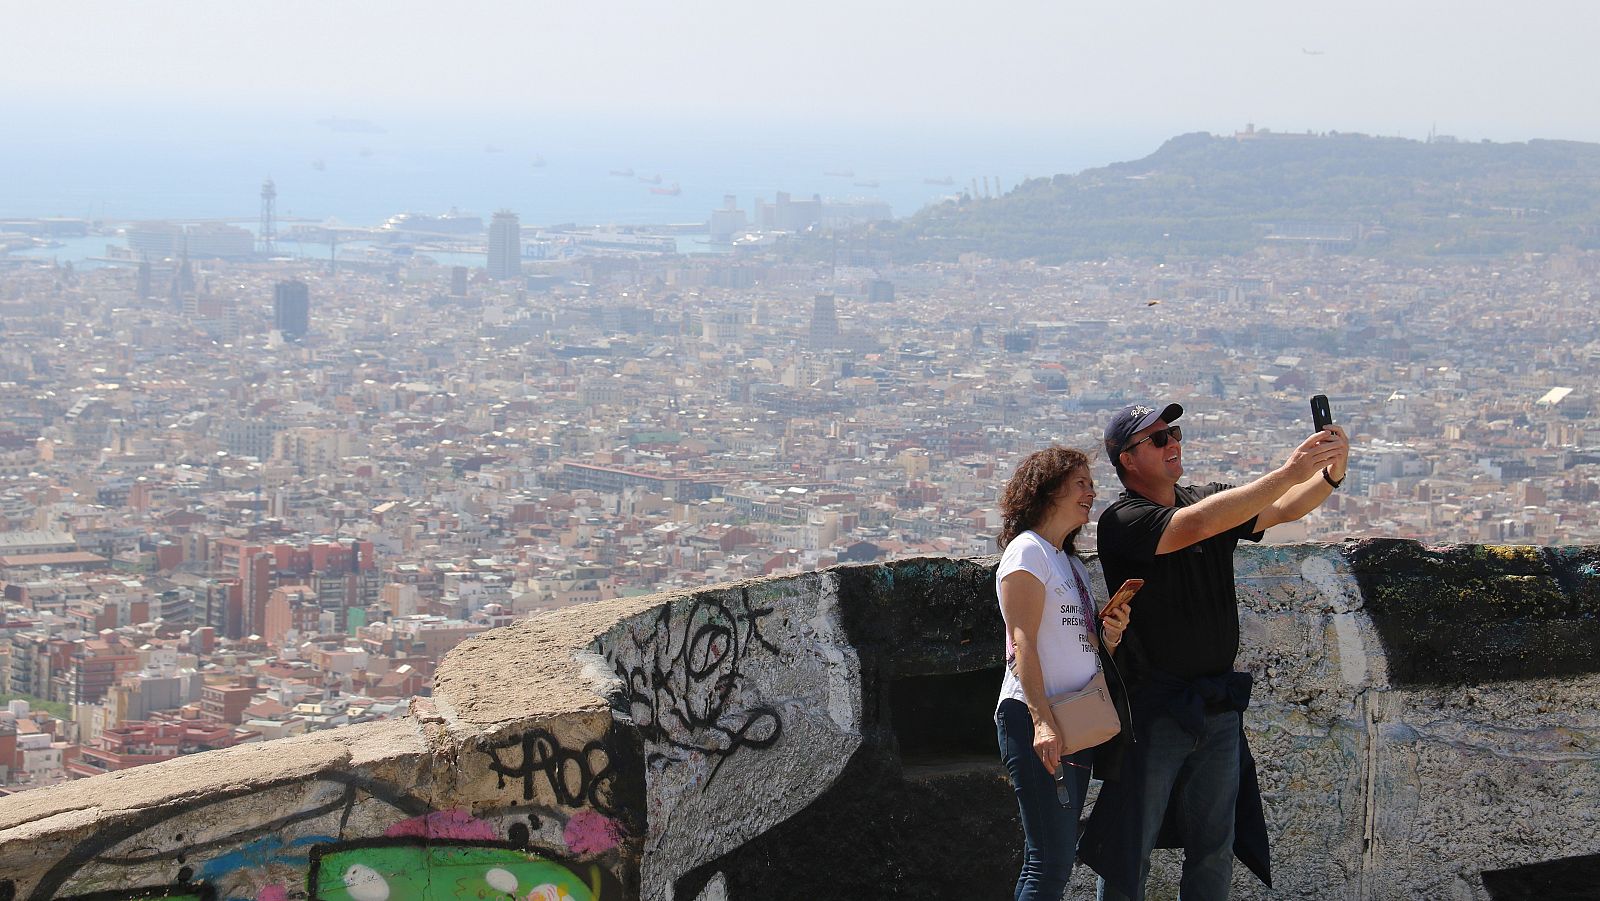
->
[1104, 401, 1184, 459]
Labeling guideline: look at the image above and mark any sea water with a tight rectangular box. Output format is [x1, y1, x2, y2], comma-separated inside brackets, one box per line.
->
[2, 108, 1156, 265]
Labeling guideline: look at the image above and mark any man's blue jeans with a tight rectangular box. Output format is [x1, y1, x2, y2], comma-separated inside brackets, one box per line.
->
[1095, 708, 1241, 901]
[996, 698, 1095, 901]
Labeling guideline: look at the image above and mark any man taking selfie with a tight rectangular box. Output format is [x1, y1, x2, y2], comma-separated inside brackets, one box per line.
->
[1081, 401, 1349, 901]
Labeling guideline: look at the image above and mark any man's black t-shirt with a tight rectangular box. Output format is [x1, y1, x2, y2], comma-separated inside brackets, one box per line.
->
[1097, 482, 1264, 681]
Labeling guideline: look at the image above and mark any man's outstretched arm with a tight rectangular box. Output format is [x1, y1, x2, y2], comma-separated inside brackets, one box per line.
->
[1156, 428, 1346, 554]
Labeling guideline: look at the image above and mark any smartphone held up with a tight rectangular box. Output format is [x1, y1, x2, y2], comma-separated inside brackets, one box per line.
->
[1311, 394, 1333, 432]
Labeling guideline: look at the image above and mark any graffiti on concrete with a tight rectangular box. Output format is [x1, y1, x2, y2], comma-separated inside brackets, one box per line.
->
[25, 771, 432, 901]
[384, 806, 627, 861]
[42, 887, 213, 901]
[561, 810, 627, 856]
[384, 809, 499, 841]
[608, 589, 784, 786]
[25, 769, 629, 901]
[307, 838, 612, 901]
[481, 729, 622, 814]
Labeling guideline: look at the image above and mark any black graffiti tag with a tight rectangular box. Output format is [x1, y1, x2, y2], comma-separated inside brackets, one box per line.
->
[609, 588, 783, 787]
[482, 730, 620, 816]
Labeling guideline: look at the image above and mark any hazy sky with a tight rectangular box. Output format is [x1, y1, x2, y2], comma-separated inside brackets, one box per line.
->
[8, 0, 1598, 144]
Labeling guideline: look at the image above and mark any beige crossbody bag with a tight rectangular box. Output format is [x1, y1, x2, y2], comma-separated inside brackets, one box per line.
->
[1047, 562, 1121, 753]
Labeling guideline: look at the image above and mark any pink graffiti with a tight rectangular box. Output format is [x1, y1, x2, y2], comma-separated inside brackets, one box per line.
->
[384, 808, 499, 840]
[257, 886, 288, 901]
[563, 809, 626, 855]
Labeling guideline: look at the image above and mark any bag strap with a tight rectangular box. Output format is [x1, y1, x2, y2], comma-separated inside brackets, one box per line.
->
[1067, 558, 1102, 652]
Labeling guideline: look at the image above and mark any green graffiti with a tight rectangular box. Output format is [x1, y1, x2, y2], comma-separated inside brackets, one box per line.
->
[313, 844, 596, 901]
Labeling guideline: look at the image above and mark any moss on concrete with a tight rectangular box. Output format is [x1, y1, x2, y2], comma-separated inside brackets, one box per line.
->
[1344, 539, 1600, 684]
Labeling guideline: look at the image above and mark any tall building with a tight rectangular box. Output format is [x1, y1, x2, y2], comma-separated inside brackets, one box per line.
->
[488, 211, 521, 280]
[809, 293, 839, 350]
[175, 252, 195, 296]
[127, 222, 185, 259]
[708, 195, 748, 242]
[183, 223, 255, 259]
[129, 222, 255, 259]
[273, 280, 310, 339]
[755, 192, 823, 231]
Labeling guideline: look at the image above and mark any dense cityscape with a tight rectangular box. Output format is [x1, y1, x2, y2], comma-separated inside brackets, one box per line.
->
[0, 193, 1596, 792]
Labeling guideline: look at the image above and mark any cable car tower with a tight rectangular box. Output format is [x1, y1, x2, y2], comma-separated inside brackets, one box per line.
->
[259, 178, 277, 255]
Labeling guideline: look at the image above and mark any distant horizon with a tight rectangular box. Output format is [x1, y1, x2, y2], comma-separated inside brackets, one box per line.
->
[7, 109, 1596, 228]
[2, 111, 1162, 226]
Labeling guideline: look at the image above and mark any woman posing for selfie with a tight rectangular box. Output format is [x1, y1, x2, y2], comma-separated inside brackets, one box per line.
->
[994, 446, 1133, 900]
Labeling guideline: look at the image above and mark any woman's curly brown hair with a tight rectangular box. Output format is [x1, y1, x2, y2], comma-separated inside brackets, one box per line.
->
[997, 446, 1091, 553]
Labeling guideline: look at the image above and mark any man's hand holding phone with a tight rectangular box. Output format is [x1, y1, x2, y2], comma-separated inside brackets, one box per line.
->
[1099, 578, 1141, 650]
[1309, 393, 1351, 483]
[1311, 394, 1333, 432]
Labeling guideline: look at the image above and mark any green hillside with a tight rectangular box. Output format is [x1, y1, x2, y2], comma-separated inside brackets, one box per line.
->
[881, 131, 1600, 261]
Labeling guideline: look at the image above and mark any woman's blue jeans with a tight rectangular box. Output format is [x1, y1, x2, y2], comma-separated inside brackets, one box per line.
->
[997, 697, 1094, 901]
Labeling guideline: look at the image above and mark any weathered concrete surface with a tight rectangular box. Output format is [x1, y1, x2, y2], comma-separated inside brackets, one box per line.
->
[1071, 542, 1600, 901]
[659, 545, 1598, 900]
[671, 556, 1016, 900]
[675, 749, 1022, 900]
[0, 543, 1594, 901]
[432, 592, 664, 730]
[593, 571, 863, 900]
[0, 595, 658, 900]
[1347, 541, 1600, 684]
[0, 719, 419, 831]
[0, 719, 436, 898]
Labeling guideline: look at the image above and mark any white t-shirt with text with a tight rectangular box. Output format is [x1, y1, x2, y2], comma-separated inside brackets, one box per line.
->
[995, 529, 1101, 715]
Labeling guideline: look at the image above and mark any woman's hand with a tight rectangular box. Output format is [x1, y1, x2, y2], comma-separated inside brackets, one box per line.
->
[1100, 601, 1131, 651]
[1032, 716, 1063, 774]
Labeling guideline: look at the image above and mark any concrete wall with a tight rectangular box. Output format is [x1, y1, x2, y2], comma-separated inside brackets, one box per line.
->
[0, 542, 1595, 900]
[0, 595, 656, 901]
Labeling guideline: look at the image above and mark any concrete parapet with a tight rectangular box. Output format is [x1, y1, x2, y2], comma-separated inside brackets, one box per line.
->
[0, 542, 1593, 900]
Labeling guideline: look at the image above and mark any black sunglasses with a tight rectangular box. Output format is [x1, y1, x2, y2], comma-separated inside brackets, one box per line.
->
[1123, 425, 1182, 453]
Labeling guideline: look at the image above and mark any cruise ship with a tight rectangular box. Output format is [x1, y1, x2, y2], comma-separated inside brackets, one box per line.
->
[379, 212, 484, 237]
[548, 229, 677, 255]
